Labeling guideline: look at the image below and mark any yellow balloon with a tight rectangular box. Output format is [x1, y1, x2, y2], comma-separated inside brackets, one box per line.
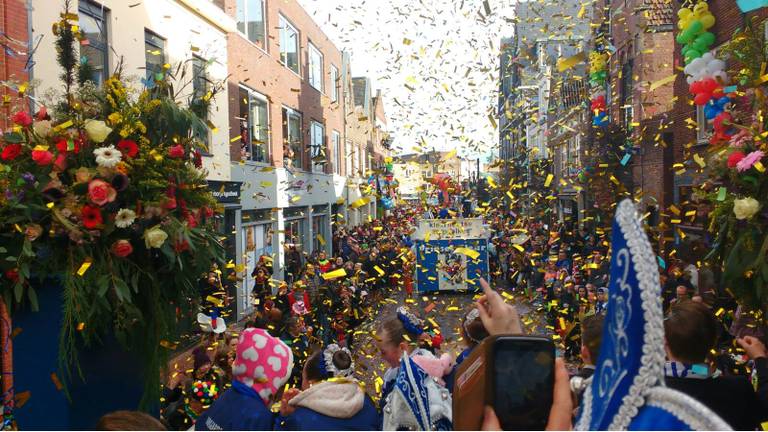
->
[700, 13, 715, 29]
[678, 8, 692, 19]
[693, 1, 709, 15]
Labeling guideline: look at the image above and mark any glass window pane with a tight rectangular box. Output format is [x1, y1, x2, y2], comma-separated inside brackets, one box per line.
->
[236, 0, 246, 35]
[251, 95, 269, 162]
[144, 31, 165, 81]
[78, 2, 108, 86]
[246, 0, 265, 45]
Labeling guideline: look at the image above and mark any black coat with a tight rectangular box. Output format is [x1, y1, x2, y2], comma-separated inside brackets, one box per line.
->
[665, 359, 768, 431]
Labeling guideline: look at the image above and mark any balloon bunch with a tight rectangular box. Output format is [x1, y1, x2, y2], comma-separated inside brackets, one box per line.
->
[591, 93, 608, 127]
[684, 52, 728, 85]
[676, 2, 716, 64]
[589, 52, 608, 86]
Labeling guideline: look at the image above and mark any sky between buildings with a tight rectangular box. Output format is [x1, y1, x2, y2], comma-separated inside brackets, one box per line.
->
[297, 0, 519, 160]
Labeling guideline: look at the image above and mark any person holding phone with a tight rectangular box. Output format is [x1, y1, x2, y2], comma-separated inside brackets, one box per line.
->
[473, 278, 574, 431]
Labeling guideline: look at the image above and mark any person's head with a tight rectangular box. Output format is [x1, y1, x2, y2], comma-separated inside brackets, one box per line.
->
[558, 251, 566, 261]
[318, 251, 327, 260]
[232, 328, 294, 402]
[335, 257, 344, 266]
[376, 308, 424, 368]
[597, 287, 608, 302]
[664, 301, 718, 364]
[675, 285, 689, 300]
[96, 411, 166, 430]
[577, 285, 587, 298]
[586, 283, 596, 294]
[255, 267, 266, 277]
[580, 314, 605, 366]
[302, 344, 354, 390]
[354, 262, 363, 271]
[206, 271, 217, 285]
[192, 347, 212, 379]
[461, 308, 489, 348]
[285, 315, 301, 336]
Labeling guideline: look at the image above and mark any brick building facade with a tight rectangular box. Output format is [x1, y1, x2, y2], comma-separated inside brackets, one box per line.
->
[0, 0, 29, 130]
[670, 1, 768, 243]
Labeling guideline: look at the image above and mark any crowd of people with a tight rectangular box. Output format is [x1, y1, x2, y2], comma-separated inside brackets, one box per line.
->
[88, 198, 768, 431]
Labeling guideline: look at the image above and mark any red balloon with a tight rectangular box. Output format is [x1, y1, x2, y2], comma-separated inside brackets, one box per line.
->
[713, 111, 732, 131]
[689, 81, 702, 94]
[712, 86, 724, 98]
[694, 92, 712, 106]
[700, 78, 718, 94]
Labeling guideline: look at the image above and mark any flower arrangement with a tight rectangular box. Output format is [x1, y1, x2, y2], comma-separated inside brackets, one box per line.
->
[0, 7, 224, 405]
[686, 14, 768, 319]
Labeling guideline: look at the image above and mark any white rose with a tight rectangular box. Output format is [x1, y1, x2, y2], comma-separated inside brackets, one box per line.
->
[143, 226, 168, 249]
[84, 119, 113, 143]
[33, 120, 52, 137]
[733, 197, 760, 220]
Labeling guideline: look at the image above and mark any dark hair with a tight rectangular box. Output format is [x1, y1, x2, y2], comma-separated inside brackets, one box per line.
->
[304, 349, 353, 382]
[96, 410, 166, 431]
[581, 314, 605, 362]
[664, 301, 718, 364]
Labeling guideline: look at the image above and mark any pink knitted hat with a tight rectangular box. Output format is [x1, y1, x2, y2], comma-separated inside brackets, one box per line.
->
[232, 328, 294, 402]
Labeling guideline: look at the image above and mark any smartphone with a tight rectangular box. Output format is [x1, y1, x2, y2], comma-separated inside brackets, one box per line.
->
[493, 336, 555, 430]
[453, 335, 555, 431]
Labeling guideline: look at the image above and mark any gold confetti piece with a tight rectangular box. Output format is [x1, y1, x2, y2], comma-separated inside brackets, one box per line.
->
[316, 234, 326, 246]
[544, 174, 553, 187]
[206, 295, 224, 307]
[76, 259, 92, 276]
[649, 74, 676, 92]
[160, 340, 178, 349]
[755, 161, 766, 172]
[557, 52, 586, 72]
[446, 306, 459, 311]
[50, 373, 63, 391]
[454, 247, 480, 260]
[693, 153, 706, 168]
[76, 322, 85, 331]
[374, 266, 385, 276]
[322, 268, 347, 280]
[53, 120, 73, 131]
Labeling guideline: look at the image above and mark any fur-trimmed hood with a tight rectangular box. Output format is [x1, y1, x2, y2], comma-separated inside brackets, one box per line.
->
[289, 380, 365, 419]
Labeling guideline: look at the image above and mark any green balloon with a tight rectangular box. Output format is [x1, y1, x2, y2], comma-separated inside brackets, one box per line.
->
[684, 49, 702, 63]
[678, 20, 703, 44]
[697, 31, 715, 46]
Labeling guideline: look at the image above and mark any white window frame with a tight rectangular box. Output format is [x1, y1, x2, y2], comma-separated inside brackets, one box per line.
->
[308, 42, 324, 92]
[345, 140, 354, 177]
[236, 0, 266, 49]
[332, 130, 341, 175]
[279, 14, 300, 75]
[310, 120, 325, 173]
[696, 105, 713, 143]
[283, 106, 303, 169]
[329, 65, 339, 103]
[239, 85, 270, 163]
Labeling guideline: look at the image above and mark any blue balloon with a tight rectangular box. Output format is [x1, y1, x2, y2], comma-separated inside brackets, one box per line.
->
[704, 105, 717, 120]
[717, 96, 730, 107]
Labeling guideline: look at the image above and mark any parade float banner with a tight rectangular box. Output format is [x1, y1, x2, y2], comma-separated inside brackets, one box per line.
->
[413, 219, 490, 292]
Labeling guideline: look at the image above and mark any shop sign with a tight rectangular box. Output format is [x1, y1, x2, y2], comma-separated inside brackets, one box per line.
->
[208, 181, 242, 204]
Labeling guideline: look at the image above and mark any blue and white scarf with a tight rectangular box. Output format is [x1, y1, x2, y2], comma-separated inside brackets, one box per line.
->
[663, 361, 721, 379]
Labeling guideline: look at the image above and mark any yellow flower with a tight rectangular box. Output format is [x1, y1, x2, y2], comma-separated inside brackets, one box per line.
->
[108, 112, 123, 125]
[734, 197, 760, 220]
[143, 226, 168, 249]
[84, 119, 113, 143]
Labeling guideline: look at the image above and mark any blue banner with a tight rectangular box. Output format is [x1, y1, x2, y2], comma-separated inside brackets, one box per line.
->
[415, 239, 489, 292]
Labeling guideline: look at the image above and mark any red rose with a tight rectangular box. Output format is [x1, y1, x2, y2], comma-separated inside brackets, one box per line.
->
[11, 111, 32, 127]
[4, 269, 19, 283]
[55, 138, 80, 154]
[88, 179, 117, 206]
[117, 139, 139, 158]
[164, 197, 177, 210]
[54, 154, 67, 171]
[1, 144, 22, 160]
[31, 149, 54, 166]
[168, 144, 185, 158]
[727, 151, 746, 169]
[111, 240, 133, 258]
[35, 106, 48, 121]
[81, 205, 103, 229]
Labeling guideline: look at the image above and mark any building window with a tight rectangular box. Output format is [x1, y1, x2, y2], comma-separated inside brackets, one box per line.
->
[332, 130, 341, 175]
[279, 15, 299, 75]
[308, 43, 324, 91]
[239, 86, 270, 163]
[79, 0, 109, 86]
[310, 121, 325, 173]
[282, 107, 302, 169]
[696, 105, 713, 143]
[144, 30, 165, 82]
[330, 65, 339, 102]
[345, 140, 353, 176]
[236, 0, 266, 49]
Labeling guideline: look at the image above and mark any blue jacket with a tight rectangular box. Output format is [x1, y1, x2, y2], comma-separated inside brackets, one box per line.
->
[195, 380, 275, 431]
[446, 347, 474, 393]
[276, 394, 380, 431]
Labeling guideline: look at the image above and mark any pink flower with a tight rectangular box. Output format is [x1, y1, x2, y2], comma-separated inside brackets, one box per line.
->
[729, 129, 752, 148]
[87, 179, 117, 206]
[736, 151, 765, 172]
[168, 144, 185, 159]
